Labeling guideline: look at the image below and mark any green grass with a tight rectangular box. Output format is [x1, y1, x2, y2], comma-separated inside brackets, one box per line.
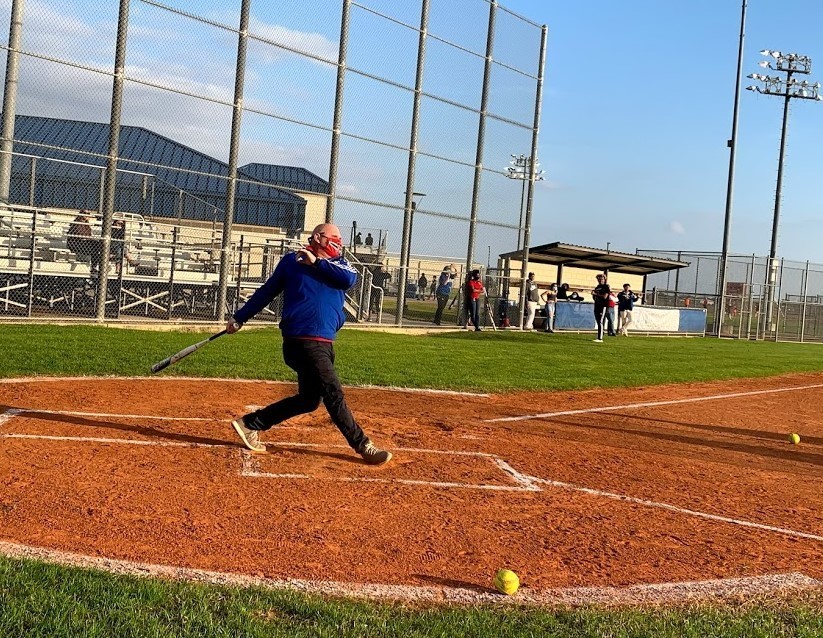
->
[1, 557, 821, 638]
[1, 324, 822, 392]
[1, 323, 822, 636]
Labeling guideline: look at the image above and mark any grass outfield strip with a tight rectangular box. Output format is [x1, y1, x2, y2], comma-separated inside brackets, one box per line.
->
[1, 324, 822, 635]
[1, 556, 821, 638]
[0, 324, 822, 391]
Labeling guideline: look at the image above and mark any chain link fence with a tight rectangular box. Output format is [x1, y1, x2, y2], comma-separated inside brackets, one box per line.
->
[641, 250, 823, 342]
[0, 0, 546, 326]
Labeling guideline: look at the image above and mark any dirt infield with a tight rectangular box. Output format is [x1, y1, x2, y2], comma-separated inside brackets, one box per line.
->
[0, 373, 821, 605]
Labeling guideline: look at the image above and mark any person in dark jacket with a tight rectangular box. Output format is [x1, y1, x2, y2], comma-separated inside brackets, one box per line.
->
[591, 273, 611, 342]
[227, 223, 392, 466]
[433, 264, 456, 325]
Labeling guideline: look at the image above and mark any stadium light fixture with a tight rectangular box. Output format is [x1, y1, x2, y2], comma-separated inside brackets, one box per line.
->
[506, 154, 544, 251]
[747, 49, 821, 335]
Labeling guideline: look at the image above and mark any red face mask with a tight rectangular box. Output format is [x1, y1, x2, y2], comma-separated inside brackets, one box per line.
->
[311, 232, 343, 258]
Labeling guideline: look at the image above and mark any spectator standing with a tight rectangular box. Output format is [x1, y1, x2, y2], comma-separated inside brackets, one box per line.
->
[540, 283, 558, 333]
[606, 287, 618, 337]
[368, 265, 390, 320]
[354, 231, 363, 246]
[416, 273, 428, 300]
[524, 272, 540, 330]
[428, 276, 436, 300]
[227, 222, 392, 465]
[591, 273, 611, 342]
[463, 269, 485, 331]
[433, 264, 456, 325]
[617, 284, 640, 336]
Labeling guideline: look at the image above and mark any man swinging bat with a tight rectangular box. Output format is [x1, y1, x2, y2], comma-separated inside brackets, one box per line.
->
[227, 223, 392, 466]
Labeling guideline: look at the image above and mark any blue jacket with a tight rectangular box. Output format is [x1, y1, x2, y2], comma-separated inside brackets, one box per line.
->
[233, 252, 358, 341]
[436, 271, 453, 297]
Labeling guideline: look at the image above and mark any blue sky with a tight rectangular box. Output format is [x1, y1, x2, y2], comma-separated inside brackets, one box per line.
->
[504, 0, 823, 263]
[4, 0, 823, 264]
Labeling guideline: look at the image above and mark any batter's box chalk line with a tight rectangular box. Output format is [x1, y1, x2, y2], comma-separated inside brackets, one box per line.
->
[240, 446, 823, 543]
[239, 445, 541, 492]
[3, 407, 821, 544]
[0, 540, 819, 607]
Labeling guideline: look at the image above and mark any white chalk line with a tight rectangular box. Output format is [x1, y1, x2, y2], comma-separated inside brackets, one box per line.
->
[485, 382, 823, 423]
[4, 408, 821, 543]
[0, 408, 23, 427]
[0, 540, 819, 607]
[0, 375, 490, 397]
[240, 448, 823, 543]
[0, 433, 220, 448]
[239, 448, 530, 492]
[13, 408, 213, 421]
[528, 475, 823, 543]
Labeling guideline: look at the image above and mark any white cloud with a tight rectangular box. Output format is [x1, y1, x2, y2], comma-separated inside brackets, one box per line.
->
[248, 16, 337, 65]
[669, 220, 685, 235]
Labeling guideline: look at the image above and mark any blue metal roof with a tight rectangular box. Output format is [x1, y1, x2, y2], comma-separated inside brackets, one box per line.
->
[7, 115, 314, 231]
[239, 163, 329, 195]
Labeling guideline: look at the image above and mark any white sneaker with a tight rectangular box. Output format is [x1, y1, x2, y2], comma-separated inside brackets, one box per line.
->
[231, 417, 266, 452]
[593, 338, 603, 343]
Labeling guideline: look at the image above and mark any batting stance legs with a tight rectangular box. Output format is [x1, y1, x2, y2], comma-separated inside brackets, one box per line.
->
[241, 339, 368, 452]
[594, 306, 607, 342]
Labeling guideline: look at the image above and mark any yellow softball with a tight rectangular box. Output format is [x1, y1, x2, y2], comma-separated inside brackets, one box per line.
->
[789, 433, 801, 445]
[493, 569, 520, 595]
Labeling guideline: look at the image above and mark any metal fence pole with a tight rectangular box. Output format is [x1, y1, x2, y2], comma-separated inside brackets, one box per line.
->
[800, 260, 809, 342]
[217, 0, 250, 323]
[0, 0, 24, 204]
[325, 0, 351, 223]
[27, 156, 35, 206]
[95, 0, 130, 320]
[397, 0, 430, 326]
[774, 257, 784, 341]
[517, 24, 548, 323]
[167, 226, 178, 319]
[25, 205, 35, 316]
[465, 0, 496, 317]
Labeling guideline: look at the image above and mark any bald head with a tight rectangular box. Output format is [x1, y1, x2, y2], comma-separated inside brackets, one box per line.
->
[310, 223, 343, 258]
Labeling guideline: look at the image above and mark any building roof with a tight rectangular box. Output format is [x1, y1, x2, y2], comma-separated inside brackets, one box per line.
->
[239, 163, 329, 195]
[499, 242, 689, 276]
[12, 115, 304, 202]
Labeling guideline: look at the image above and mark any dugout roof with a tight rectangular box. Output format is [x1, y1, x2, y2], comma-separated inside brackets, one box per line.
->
[499, 242, 689, 276]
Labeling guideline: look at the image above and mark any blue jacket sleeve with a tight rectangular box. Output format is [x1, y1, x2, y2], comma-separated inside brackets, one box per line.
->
[315, 257, 357, 290]
[232, 257, 288, 324]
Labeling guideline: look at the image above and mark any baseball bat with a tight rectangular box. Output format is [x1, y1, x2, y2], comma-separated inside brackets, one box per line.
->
[150, 329, 227, 374]
[484, 293, 497, 331]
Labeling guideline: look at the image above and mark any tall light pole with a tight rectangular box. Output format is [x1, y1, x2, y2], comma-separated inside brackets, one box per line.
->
[746, 50, 821, 335]
[505, 154, 543, 251]
[717, 0, 747, 338]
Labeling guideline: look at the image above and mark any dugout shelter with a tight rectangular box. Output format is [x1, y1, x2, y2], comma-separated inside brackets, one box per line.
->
[499, 241, 689, 296]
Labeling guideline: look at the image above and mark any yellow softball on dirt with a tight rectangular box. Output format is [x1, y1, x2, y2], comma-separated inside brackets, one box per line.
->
[493, 569, 520, 595]
[789, 433, 801, 445]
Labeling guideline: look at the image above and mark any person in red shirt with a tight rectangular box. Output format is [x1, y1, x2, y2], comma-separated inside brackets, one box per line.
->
[463, 269, 485, 331]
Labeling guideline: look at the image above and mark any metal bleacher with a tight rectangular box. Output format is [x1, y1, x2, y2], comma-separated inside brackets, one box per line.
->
[0, 204, 261, 319]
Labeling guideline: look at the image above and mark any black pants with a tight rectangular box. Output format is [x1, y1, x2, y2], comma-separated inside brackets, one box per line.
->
[243, 339, 368, 452]
[433, 294, 449, 324]
[594, 306, 607, 340]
